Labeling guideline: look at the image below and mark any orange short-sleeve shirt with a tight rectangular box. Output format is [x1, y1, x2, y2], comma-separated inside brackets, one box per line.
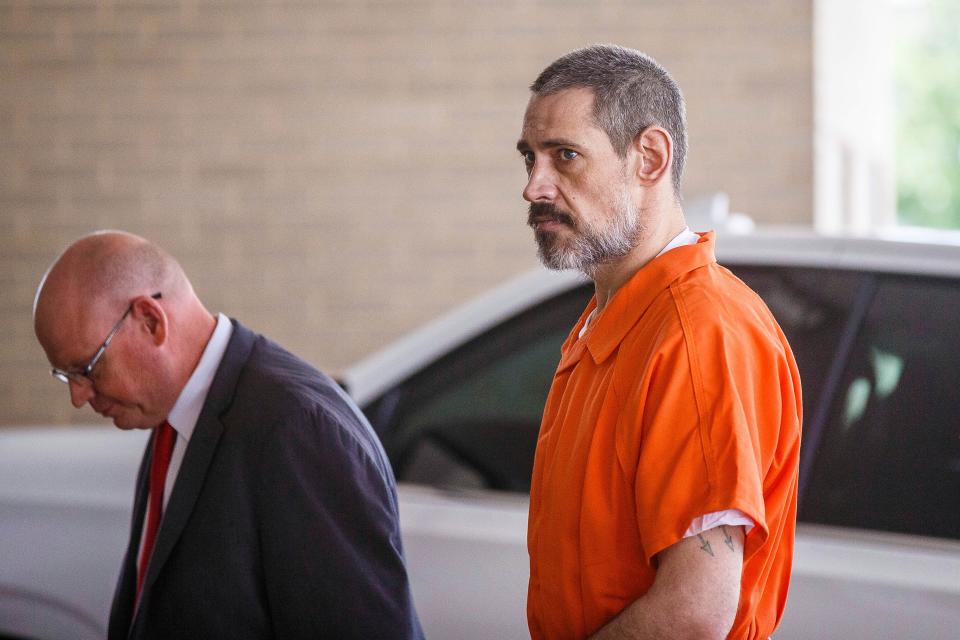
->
[527, 232, 802, 640]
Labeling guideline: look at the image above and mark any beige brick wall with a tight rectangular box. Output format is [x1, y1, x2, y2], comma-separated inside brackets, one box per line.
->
[0, 0, 813, 426]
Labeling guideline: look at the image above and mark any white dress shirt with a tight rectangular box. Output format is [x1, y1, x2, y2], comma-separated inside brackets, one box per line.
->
[136, 313, 234, 573]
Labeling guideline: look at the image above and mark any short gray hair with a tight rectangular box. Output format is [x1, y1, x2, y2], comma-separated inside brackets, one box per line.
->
[530, 44, 688, 196]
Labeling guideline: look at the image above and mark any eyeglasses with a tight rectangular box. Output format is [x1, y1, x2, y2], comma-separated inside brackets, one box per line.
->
[51, 292, 162, 385]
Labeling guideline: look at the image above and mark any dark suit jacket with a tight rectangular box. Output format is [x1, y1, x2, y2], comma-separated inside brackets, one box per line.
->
[108, 320, 423, 640]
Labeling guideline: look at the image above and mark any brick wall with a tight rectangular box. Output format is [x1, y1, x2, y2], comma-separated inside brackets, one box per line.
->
[0, 0, 813, 426]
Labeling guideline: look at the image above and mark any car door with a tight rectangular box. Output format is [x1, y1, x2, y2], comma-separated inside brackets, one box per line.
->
[367, 262, 960, 639]
[366, 262, 859, 639]
[778, 271, 960, 639]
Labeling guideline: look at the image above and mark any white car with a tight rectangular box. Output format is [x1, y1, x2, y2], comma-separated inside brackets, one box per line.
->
[2, 228, 960, 639]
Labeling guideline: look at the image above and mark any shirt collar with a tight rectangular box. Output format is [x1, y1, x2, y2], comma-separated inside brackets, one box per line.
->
[576, 226, 698, 340]
[166, 313, 234, 440]
[558, 231, 717, 371]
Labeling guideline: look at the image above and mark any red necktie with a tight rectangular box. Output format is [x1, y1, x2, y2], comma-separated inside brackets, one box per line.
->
[136, 420, 176, 604]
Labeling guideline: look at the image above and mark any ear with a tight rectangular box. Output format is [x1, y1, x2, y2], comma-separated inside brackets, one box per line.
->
[130, 294, 167, 347]
[631, 126, 673, 188]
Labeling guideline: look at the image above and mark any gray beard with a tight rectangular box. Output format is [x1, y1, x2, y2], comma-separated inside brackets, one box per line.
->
[535, 191, 644, 275]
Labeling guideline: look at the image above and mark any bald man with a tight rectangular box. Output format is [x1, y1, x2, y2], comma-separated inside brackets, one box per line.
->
[34, 231, 424, 640]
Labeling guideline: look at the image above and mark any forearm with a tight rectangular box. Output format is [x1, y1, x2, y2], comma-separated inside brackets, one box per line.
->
[588, 591, 683, 640]
[589, 526, 744, 640]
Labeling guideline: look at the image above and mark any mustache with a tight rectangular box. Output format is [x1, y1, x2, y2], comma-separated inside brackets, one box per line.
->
[527, 203, 575, 228]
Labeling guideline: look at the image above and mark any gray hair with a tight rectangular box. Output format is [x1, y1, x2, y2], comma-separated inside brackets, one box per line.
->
[530, 44, 688, 196]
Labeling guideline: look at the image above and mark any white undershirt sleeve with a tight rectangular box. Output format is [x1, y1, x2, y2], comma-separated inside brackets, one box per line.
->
[683, 509, 755, 538]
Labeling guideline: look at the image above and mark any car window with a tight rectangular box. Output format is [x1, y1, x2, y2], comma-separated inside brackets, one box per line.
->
[373, 264, 864, 495]
[800, 274, 960, 540]
[727, 265, 862, 426]
[371, 285, 593, 492]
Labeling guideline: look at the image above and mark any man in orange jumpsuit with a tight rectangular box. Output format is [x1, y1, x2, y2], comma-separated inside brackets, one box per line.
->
[519, 45, 802, 639]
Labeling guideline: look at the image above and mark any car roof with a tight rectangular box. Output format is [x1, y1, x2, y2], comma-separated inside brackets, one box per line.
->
[342, 227, 960, 407]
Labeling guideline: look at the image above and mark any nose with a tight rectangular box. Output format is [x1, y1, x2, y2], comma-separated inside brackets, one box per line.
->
[68, 378, 95, 408]
[522, 163, 558, 203]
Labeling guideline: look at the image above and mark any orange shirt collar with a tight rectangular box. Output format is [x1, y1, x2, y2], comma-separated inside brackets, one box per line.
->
[558, 231, 717, 371]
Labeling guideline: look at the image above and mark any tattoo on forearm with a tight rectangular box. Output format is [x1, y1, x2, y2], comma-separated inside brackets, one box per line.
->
[697, 534, 714, 557]
[721, 526, 736, 552]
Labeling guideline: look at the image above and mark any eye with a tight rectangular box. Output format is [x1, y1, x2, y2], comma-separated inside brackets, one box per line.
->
[521, 150, 535, 166]
[560, 149, 579, 161]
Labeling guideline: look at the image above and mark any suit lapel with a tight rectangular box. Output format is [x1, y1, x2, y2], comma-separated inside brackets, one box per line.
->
[107, 437, 152, 640]
[132, 320, 258, 625]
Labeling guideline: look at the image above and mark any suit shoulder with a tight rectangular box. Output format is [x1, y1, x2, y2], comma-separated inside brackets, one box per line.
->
[240, 335, 340, 409]
[228, 335, 388, 461]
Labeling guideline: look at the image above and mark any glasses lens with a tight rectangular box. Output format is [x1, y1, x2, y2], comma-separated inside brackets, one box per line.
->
[51, 369, 72, 384]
